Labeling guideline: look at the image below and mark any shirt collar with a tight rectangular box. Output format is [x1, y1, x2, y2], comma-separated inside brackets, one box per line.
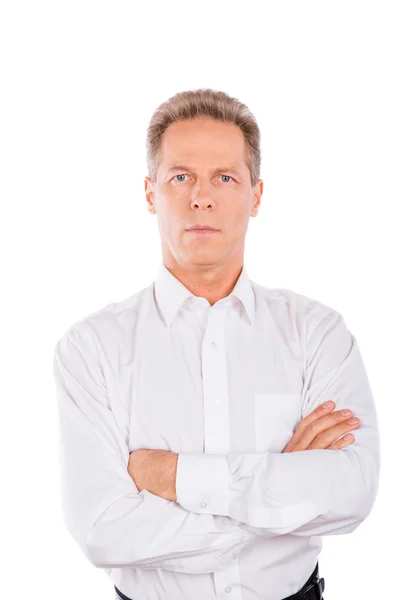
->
[154, 263, 255, 328]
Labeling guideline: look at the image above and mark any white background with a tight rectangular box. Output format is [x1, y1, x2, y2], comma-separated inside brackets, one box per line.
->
[1, 1, 399, 598]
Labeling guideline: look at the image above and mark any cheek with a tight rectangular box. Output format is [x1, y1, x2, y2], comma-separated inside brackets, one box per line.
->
[157, 205, 179, 231]
[230, 208, 250, 230]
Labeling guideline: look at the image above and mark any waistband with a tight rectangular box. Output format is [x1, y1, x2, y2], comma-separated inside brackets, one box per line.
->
[115, 561, 325, 600]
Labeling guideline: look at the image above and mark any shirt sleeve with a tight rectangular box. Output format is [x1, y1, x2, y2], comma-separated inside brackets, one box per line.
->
[176, 309, 381, 538]
[53, 323, 260, 573]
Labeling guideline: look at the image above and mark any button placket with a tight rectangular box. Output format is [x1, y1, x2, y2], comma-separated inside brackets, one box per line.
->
[202, 306, 230, 455]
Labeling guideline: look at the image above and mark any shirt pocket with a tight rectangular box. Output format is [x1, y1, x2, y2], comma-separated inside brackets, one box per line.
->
[254, 392, 302, 453]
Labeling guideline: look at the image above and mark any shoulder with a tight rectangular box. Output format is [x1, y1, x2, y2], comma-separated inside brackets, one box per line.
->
[251, 279, 343, 331]
[54, 280, 154, 347]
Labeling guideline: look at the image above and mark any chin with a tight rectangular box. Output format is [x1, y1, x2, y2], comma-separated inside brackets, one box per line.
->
[187, 257, 221, 266]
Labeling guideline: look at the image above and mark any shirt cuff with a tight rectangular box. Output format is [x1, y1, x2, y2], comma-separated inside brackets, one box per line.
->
[176, 452, 232, 516]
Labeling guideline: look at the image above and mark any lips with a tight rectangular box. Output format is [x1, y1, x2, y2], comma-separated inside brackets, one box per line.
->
[187, 226, 219, 231]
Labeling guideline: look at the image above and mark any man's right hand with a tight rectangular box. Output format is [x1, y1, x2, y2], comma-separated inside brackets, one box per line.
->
[283, 400, 360, 452]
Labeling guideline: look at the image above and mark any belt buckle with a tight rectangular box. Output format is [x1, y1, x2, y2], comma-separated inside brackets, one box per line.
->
[302, 575, 325, 600]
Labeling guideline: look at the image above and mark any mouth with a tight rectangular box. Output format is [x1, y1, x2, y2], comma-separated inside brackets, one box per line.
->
[186, 226, 220, 233]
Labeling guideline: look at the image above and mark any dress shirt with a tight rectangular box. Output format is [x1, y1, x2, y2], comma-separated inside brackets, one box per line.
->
[52, 263, 380, 600]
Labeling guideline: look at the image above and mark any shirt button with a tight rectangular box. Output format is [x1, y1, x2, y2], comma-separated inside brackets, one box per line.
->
[200, 500, 208, 508]
[212, 400, 220, 407]
[225, 585, 232, 593]
[211, 341, 217, 348]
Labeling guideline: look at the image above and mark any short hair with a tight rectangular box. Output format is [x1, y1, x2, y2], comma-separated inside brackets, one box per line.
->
[146, 88, 261, 187]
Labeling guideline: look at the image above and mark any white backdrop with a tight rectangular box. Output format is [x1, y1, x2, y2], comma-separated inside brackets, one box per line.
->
[1, 1, 399, 599]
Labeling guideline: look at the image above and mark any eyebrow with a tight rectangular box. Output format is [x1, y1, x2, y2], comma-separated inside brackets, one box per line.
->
[166, 165, 242, 176]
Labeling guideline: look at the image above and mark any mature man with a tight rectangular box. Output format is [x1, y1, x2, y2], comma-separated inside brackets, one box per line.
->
[53, 88, 380, 600]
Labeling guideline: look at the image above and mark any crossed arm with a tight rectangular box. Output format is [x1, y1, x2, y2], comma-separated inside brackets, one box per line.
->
[127, 309, 380, 550]
[126, 393, 363, 502]
[127, 448, 179, 502]
[53, 308, 380, 572]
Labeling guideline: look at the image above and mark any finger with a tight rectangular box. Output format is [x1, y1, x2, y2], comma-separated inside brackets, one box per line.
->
[308, 418, 360, 450]
[327, 433, 354, 450]
[288, 400, 336, 445]
[295, 408, 357, 449]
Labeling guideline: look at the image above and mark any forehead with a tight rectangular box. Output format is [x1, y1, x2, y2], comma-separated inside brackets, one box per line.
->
[159, 118, 247, 167]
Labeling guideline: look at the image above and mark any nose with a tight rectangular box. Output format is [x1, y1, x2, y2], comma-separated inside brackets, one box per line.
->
[191, 186, 216, 211]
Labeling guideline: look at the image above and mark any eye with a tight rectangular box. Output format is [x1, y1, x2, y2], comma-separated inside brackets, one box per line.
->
[172, 174, 235, 183]
[173, 174, 188, 182]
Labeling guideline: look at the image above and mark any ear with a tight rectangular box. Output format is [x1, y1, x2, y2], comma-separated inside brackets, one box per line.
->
[250, 179, 263, 217]
[144, 176, 156, 214]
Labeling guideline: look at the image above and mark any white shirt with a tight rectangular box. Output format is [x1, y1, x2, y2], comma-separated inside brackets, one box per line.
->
[52, 264, 380, 600]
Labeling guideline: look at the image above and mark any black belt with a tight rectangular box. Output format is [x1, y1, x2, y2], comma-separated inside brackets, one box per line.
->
[115, 561, 325, 600]
[282, 562, 325, 600]
[114, 584, 134, 600]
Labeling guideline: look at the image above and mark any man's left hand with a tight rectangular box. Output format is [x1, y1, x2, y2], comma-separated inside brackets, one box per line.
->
[127, 449, 178, 502]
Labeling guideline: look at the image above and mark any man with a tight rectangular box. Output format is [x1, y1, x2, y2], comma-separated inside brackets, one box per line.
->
[53, 88, 380, 600]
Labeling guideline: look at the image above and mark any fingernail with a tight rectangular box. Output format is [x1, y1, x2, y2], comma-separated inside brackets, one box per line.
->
[323, 401, 333, 408]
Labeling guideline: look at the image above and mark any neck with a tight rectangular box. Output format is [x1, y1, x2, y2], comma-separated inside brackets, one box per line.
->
[163, 260, 244, 306]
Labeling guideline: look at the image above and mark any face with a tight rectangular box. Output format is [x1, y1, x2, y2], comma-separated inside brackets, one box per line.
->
[144, 117, 263, 271]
